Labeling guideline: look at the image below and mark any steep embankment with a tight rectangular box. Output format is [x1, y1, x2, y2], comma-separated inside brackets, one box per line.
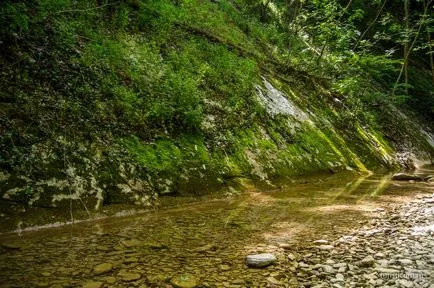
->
[1, 0, 433, 210]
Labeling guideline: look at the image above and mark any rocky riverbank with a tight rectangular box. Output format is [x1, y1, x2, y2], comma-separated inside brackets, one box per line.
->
[283, 193, 434, 288]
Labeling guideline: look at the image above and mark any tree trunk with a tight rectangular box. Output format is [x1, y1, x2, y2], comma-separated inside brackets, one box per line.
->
[404, 0, 410, 96]
[425, 0, 434, 83]
[393, 0, 432, 95]
[429, 30, 434, 83]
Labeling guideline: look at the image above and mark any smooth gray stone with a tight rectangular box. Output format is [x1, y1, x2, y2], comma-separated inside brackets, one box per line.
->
[245, 253, 277, 267]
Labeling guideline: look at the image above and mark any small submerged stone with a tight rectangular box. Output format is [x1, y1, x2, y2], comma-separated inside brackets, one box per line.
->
[195, 244, 216, 252]
[118, 271, 141, 282]
[231, 279, 245, 285]
[121, 239, 142, 248]
[82, 281, 103, 288]
[103, 276, 116, 284]
[123, 257, 139, 264]
[93, 263, 113, 275]
[96, 245, 110, 251]
[246, 253, 277, 268]
[219, 264, 231, 271]
[170, 274, 198, 288]
[146, 241, 167, 250]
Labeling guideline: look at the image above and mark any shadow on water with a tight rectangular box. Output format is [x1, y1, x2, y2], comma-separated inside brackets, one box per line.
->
[0, 169, 433, 287]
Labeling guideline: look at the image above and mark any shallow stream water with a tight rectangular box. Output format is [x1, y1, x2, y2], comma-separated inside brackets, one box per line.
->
[1, 168, 433, 287]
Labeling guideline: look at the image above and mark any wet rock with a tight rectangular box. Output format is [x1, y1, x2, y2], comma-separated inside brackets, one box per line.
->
[317, 245, 334, 250]
[147, 274, 168, 284]
[333, 263, 346, 268]
[118, 271, 141, 282]
[231, 279, 244, 285]
[103, 276, 116, 284]
[313, 240, 329, 245]
[245, 253, 277, 268]
[146, 241, 167, 250]
[298, 262, 309, 268]
[398, 279, 414, 288]
[423, 198, 434, 203]
[278, 243, 291, 250]
[82, 281, 103, 288]
[398, 259, 413, 265]
[287, 253, 296, 261]
[1, 243, 22, 250]
[266, 277, 282, 286]
[360, 255, 375, 267]
[195, 244, 216, 252]
[93, 263, 113, 275]
[374, 267, 400, 273]
[121, 239, 142, 248]
[96, 245, 110, 251]
[335, 273, 344, 282]
[219, 264, 230, 271]
[321, 265, 335, 273]
[392, 173, 423, 181]
[170, 274, 198, 288]
[123, 257, 139, 263]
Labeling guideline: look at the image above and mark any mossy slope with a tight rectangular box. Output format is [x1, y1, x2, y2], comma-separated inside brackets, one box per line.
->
[1, 0, 433, 209]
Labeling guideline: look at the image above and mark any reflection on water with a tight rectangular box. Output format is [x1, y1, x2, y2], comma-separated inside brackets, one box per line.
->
[0, 169, 433, 287]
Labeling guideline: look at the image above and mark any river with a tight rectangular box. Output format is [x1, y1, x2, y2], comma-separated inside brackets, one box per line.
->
[1, 168, 433, 287]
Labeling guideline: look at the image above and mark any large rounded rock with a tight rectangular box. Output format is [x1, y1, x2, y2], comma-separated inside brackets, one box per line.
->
[245, 253, 277, 268]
